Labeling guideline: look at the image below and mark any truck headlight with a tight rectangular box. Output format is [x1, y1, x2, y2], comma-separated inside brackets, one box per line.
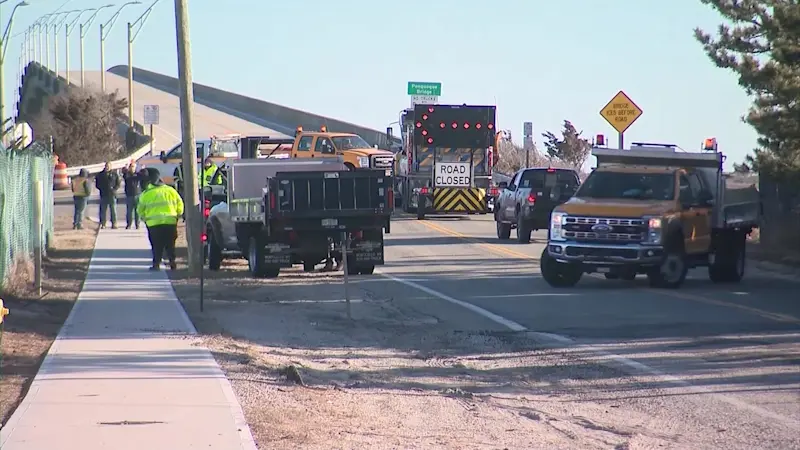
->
[358, 156, 370, 168]
[550, 212, 567, 241]
[643, 217, 662, 244]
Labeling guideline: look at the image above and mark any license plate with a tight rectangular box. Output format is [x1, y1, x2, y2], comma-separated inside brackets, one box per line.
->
[322, 218, 338, 227]
[597, 267, 611, 273]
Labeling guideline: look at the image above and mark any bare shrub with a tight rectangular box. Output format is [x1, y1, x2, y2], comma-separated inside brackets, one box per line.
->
[1, 256, 34, 297]
[31, 87, 128, 166]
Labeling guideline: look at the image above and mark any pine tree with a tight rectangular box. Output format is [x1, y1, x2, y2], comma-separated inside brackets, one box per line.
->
[694, 0, 800, 174]
[542, 120, 591, 169]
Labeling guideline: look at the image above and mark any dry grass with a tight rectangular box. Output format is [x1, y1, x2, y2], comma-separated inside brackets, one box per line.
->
[1, 257, 34, 298]
[0, 215, 98, 426]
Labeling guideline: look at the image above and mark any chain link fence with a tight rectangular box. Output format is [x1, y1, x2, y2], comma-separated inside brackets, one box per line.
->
[0, 141, 54, 290]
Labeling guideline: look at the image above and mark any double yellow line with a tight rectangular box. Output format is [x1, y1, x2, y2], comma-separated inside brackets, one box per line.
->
[420, 220, 534, 260]
[417, 219, 800, 325]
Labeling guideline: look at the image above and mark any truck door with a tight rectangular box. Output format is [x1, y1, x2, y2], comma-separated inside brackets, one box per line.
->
[294, 135, 313, 159]
[314, 136, 336, 159]
[687, 171, 712, 251]
[678, 173, 706, 254]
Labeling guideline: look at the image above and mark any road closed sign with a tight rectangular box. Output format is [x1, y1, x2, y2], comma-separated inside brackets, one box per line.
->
[435, 162, 471, 187]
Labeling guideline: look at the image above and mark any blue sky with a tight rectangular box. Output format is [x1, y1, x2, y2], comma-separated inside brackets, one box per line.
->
[4, 0, 754, 169]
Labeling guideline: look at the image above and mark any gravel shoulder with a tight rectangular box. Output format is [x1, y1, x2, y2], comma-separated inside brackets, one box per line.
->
[167, 225, 800, 450]
[0, 215, 98, 426]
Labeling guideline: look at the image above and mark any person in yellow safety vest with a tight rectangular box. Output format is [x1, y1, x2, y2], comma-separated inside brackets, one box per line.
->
[199, 157, 222, 187]
[71, 168, 92, 230]
[137, 168, 185, 271]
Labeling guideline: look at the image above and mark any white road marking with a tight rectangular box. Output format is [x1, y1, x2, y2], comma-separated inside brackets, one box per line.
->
[378, 270, 800, 431]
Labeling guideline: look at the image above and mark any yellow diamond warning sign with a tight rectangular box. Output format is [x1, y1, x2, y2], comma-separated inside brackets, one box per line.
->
[600, 91, 642, 134]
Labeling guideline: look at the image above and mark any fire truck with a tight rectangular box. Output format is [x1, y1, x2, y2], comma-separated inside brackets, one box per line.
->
[393, 104, 498, 219]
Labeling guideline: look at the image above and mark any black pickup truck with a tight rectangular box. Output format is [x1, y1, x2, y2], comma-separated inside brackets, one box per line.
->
[221, 158, 392, 278]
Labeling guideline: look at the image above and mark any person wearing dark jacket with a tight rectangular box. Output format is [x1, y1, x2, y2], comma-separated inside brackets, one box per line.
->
[123, 162, 142, 229]
[95, 162, 120, 229]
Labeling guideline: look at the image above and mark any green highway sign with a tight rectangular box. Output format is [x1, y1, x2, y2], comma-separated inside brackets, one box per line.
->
[407, 82, 442, 96]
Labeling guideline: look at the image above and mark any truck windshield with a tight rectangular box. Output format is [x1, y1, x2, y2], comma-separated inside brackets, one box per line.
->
[211, 140, 238, 155]
[332, 135, 370, 150]
[576, 171, 675, 200]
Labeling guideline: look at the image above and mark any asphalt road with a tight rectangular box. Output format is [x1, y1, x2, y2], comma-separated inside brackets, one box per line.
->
[374, 214, 799, 447]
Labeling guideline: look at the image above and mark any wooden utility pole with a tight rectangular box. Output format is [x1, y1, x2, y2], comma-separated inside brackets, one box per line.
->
[173, 0, 201, 275]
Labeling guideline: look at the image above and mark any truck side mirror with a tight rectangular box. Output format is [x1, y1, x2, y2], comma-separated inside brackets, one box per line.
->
[498, 181, 508, 189]
[159, 151, 167, 163]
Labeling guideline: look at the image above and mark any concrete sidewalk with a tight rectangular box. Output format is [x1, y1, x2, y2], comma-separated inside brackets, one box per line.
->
[0, 230, 257, 450]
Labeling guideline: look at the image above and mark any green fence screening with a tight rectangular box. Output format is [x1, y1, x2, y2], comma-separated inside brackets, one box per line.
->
[0, 142, 55, 290]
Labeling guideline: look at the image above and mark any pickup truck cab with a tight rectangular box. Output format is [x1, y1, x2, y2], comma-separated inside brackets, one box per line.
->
[541, 144, 760, 289]
[288, 127, 395, 173]
[139, 134, 240, 185]
[494, 167, 580, 243]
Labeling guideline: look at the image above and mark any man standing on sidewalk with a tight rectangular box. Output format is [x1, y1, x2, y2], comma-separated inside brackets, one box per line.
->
[123, 162, 142, 229]
[137, 168, 184, 271]
[95, 162, 120, 229]
[71, 168, 91, 230]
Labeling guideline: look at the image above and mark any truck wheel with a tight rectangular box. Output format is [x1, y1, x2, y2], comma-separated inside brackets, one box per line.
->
[540, 248, 582, 288]
[417, 201, 426, 220]
[207, 229, 223, 271]
[516, 213, 531, 244]
[359, 265, 376, 275]
[647, 240, 688, 289]
[344, 163, 356, 171]
[303, 261, 316, 272]
[496, 217, 511, 240]
[709, 232, 746, 283]
[247, 235, 269, 278]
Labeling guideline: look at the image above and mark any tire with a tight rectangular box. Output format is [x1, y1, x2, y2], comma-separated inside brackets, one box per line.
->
[346, 264, 360, 275]
[417, 201, 426, 220]
[647, 239, 688, 289]
[360, 265, 375, 275]
[604, 273, 619, 280]
[516, 213, 531, 244]
[247, 235, 267, 277]
[303, 261, 316, 272]
[344, 163, 356, 171]
[207, 228, 223, 271]
[496, 214, 511, 240]
[248, 235, 280, 278]
[540, 247, 582, 288]
[620, 271, 637, 281]
[709, 232, 746, 283]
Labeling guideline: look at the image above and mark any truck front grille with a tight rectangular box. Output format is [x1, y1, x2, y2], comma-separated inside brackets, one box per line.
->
[372, 155, 394, 173]
[563, 216, 646, 243]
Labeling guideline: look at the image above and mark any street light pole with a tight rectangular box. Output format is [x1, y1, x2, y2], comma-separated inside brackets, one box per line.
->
[0, 1, 29, 126]
[174, 0, 201, 275]
[79, 5, 113, 87]
[52, 10, 78, 76]
[127, 0, 160, 127]
[64, 9, 94, 85]
[100, 1, 141, 92]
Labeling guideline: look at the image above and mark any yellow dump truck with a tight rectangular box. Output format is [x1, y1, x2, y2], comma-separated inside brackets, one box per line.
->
[541, 142, 760, 289]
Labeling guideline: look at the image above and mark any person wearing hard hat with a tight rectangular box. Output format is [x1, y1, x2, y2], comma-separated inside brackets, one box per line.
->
[199, 157, 221, 187]
[71, 168, 92, 230]
[137, 168, 184, 271]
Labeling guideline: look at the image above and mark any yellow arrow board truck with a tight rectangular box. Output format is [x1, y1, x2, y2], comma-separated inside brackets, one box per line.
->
[393, 104, 497, 219]
[541, 142, 760, 289]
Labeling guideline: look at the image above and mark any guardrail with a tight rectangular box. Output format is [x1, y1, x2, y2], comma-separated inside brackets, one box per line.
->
[64, 139, 156, 177]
